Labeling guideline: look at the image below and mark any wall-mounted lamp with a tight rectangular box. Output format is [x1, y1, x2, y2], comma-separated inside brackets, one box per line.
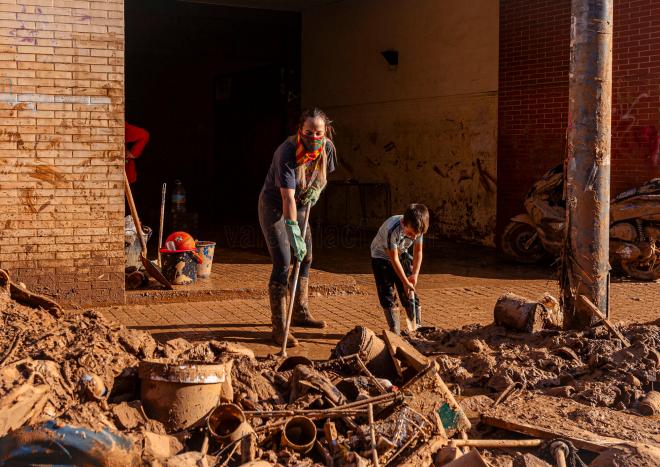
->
[381, 49, 398, 70]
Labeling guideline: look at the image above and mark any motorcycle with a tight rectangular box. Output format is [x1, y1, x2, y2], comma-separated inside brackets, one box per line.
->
[501, 165, 660, 281]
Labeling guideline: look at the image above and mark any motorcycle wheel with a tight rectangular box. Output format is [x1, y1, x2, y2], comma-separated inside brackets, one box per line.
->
[621, 248, 660, 281]
[501, 221, 546, 264]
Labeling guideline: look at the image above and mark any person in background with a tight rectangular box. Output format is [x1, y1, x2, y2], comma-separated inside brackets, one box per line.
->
[125, 122, 150, 184]
[370, 204, 429, 335]
[258, 108, 337, 347]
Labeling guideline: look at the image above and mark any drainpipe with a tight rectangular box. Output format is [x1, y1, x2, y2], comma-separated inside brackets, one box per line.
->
[561, 0, 613, 327]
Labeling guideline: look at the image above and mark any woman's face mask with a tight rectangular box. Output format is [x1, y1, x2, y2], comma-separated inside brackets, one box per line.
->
[301, 118, 326, 151]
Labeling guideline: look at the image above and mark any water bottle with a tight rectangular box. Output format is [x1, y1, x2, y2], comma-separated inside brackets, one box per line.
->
[171, 180, 186, 213]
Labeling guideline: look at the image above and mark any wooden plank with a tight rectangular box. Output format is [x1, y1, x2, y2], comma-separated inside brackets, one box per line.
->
[481, 415, 608, 453]
[381, 330, 404, 377]
[401, 362, 471, 433]
[382, 330, 430, 372]
[481, 392, 660, 453]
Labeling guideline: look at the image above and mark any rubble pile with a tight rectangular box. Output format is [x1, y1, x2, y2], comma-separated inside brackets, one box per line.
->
[409, 321, 659, 410]
[0, 273, 658, 466]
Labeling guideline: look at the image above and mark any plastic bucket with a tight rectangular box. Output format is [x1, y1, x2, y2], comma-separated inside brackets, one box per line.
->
[333, 326, 396, 379]
[138, 360, 229, 431]
[160, 249, 197, 285]
[195, 241, 216, 279]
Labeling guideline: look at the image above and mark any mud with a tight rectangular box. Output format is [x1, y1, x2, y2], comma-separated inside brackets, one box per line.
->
[1, 274, 658, 465]
[410, 322, 659, 410]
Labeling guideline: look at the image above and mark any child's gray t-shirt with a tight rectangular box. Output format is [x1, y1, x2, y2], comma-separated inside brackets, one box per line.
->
[370, 215, 423, 260]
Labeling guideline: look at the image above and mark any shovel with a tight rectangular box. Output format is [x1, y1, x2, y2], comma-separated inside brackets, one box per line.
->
[281, 203, 312, 356]
[124, 171, 172, 290]
[406, 290, 421, 332]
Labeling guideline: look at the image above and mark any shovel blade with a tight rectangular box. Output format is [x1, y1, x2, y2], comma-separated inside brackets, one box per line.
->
[140, 254, 172, 289]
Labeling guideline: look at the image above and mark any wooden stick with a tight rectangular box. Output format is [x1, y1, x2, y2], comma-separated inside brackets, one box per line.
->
[450, 439, 543, 448]
[281, 204, 311, 356]
[578, 295, 630, 346]
[368, 404, 380, 467]
[355, 355, 387, 394]
[158, 182, 166, 268]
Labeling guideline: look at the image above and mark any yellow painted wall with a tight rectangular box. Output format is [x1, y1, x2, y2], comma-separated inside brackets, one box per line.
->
[302, 0, 499, 245]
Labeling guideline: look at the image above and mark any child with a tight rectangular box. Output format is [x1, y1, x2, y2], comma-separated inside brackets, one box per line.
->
[370, 204, 429, 335]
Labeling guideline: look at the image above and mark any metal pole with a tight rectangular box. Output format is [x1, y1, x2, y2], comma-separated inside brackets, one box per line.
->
[562, 0, 613, 328]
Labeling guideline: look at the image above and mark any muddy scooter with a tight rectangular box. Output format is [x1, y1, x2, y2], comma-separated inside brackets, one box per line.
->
[501, 165, 660, 281]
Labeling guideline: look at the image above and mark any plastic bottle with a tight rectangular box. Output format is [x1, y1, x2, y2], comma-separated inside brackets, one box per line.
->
[171, 180, 186, 214]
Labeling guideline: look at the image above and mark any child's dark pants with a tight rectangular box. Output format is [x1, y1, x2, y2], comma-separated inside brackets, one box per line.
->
[371, 255, 420, 334]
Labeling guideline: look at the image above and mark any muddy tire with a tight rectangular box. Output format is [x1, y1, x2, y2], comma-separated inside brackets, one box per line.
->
[621, 252, 660, 281]
[501, 221, 545, 264]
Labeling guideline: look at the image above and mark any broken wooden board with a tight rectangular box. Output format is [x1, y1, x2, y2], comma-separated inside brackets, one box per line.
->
[402, 362, 471, 433]
[381, 331, 404, 378]
[382, 330, 430, 372]
[481, 392, 660, 452]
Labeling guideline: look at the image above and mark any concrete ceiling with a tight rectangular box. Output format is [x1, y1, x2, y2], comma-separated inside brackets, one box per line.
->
[177, 0, 342, 12]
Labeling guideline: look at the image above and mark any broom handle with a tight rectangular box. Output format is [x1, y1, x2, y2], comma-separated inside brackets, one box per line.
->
[158, 183, 166, 267]
[281, 204, 312, 356]
[124, 170, 147, 253]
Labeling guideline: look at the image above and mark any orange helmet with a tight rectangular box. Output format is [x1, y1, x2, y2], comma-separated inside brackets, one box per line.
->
[165, 231, 196, 251]
[163, 231, 203, 263]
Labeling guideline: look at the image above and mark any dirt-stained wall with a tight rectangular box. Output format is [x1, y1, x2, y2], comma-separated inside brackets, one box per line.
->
[0, 0, 125, 305]
[302, 0, 499, 245]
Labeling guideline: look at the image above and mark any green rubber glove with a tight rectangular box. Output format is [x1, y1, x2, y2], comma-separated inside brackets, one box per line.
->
[285, 219, 307, 262]
[301, 181, 323, 207]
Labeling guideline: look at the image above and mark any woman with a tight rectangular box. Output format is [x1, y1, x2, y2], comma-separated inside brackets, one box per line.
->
[259, 108, 336, 347]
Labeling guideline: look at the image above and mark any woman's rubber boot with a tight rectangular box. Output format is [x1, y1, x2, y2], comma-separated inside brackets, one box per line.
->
[291, 277, 326, 328]
[269, 282, 299, 347]
[384, 307, 400, 335]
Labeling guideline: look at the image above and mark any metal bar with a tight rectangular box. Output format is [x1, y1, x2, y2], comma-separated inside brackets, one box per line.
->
[368, 404, 380, 467]
[562, 0, 613, 328]
[450, 439, 543, 448]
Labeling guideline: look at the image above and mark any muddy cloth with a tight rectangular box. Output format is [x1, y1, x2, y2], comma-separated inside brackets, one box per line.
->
[371, 256, 420, 312]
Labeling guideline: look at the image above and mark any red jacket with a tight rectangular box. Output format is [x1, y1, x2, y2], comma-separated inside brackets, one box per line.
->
[125, 123, 149, 183]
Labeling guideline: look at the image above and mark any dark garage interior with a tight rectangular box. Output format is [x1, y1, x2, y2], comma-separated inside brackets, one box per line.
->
[125, 0, 301, 246]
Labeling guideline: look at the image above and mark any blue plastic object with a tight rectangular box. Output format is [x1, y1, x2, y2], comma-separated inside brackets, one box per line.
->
[0, 421, 139, 466]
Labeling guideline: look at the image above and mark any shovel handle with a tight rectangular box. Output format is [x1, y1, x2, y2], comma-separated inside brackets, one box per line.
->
[281, 204, 312, 356]
[158, 183, 166, 267]
[124, 170, 147, 252]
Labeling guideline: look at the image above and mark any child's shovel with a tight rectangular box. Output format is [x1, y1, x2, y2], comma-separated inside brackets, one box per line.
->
[406, 290, 421, 332]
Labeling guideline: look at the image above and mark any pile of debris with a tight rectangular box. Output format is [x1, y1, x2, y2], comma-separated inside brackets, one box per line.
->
[0, 271, 658, 466]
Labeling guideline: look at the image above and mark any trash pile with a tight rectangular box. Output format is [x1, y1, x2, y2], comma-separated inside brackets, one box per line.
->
[0, 271, 658, 466]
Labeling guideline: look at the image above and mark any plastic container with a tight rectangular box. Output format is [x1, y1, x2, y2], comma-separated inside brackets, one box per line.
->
[195, 241, 216, 279]
[138, 360, 230, 431]
[160, 249, 197, 285]
[333, 326, 396, 378]
[171, 180, 186, 214]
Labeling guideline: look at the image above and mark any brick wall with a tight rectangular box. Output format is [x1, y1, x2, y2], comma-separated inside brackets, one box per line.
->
[0, 0, 125, 306]
[497, 0, 660, 239]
